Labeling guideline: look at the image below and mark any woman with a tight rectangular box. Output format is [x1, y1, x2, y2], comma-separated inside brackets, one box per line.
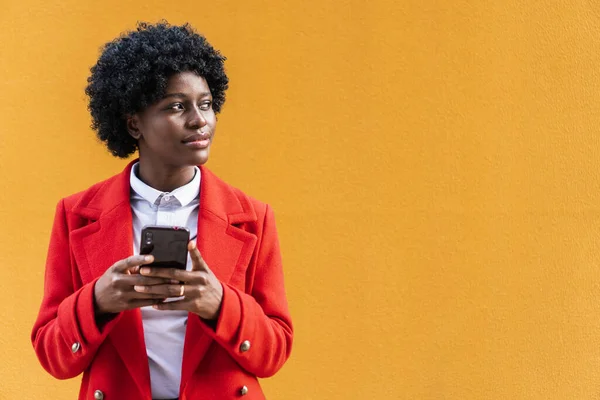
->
[31, 22, 293, 400]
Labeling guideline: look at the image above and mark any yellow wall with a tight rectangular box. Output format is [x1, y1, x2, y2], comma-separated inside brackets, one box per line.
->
[3, 0, 600, 398]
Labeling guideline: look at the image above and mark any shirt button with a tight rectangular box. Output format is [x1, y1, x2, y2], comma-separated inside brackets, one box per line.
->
[71, 342, 81, 353]
[94, 390, 104, 400]
[240, 340, 251, 352]
[240, 385, 249, 396]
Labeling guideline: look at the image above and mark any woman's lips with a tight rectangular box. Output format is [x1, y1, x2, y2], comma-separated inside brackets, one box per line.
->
[182, 133, 211, 149]
[183, 138, 210, 149]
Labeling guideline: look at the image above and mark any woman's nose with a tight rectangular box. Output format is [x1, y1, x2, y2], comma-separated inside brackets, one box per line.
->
[187, 107, 207, 129]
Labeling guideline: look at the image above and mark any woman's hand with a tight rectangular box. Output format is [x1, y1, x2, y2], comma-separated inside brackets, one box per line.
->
[94, 255, 174, 315]
[133, 241, 224, 321]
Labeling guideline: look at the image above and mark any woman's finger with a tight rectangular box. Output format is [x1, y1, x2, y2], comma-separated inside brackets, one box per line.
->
[127, 291, 170, 300]
[139, 264, 210, 285]
[133, 283, 193, 298]
[112, 255, 154, 274]
[139, 266, 192, 281]
[120, 275, 174, 287]
[152, 299, 193, 311]
[125, 298, 165, 310]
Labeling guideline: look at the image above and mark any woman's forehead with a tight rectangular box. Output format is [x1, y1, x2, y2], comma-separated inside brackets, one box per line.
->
[165, 71, 210, 95]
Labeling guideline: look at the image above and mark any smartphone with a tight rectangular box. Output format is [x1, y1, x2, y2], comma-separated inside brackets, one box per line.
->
[140, 225, 190, 270]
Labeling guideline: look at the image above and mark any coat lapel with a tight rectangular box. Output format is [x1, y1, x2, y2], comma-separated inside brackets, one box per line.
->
[70, 161, 151, 397]
[180, 166, 258, 392]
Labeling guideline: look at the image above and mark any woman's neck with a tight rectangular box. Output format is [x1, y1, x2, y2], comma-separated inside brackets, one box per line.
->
[136, 159, 196, 192]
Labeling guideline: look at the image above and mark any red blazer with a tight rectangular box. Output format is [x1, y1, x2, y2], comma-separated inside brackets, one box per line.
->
[31, 162, 293, 399]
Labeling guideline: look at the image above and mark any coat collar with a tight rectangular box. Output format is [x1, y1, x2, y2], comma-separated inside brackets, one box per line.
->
[69, 160, 258, 397]
[71, 160, 257, 225]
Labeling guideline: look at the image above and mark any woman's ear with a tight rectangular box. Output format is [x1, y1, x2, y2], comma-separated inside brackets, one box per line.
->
[126, 115, 142, 140]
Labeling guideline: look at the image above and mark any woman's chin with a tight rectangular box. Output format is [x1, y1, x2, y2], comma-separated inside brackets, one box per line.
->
[190, 148, 210, 166]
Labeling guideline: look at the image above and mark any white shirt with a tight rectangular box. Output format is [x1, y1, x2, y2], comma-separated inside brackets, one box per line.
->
[130, 163, 200, 399]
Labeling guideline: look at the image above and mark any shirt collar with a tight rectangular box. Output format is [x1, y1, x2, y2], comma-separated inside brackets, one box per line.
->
[130, 162, 201, 207]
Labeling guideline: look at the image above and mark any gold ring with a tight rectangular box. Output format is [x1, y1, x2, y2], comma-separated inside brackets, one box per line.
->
[179, 285, 185, 297]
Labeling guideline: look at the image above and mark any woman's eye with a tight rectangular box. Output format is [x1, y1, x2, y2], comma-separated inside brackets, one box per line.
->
[199, 101, 212, 111]
[169, 103, 184, 111]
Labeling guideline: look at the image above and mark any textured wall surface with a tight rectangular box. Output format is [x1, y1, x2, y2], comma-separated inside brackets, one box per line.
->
[3, 0, 600, 399]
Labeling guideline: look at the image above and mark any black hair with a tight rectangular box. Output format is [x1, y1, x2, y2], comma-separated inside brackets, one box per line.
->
[85, 21, 228, 158]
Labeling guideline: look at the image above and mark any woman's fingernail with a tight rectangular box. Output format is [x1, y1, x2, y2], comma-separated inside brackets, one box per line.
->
[140, 267, 150, 275]
[190, 241, 196, 249]
[134, 285, 144, 292]
[144, 255, 153, 262]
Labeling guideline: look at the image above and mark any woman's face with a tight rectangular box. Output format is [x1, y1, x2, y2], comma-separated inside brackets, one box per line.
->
[129, 71, 217, 168]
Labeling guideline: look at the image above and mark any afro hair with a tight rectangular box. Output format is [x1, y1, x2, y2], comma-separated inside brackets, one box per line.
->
[85, 21, 229, 158]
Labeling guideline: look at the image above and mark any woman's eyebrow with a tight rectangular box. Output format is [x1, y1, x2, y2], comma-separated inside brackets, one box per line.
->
[163, 92, 186, 99]
[162, 92, 212, 99]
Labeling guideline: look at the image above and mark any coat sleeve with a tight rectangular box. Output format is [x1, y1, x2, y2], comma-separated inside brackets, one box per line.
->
[31, 199, 122, 379]
[199, 204, 293, 378]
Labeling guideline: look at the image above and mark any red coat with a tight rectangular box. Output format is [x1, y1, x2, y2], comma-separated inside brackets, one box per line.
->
[31, 162, 293, 399]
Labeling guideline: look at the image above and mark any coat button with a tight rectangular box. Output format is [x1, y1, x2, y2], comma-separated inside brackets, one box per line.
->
[94, 390, 104, 400]
[240, 385, 249, 396]
[71, 342, 81, 353]
[239, 340, 251, 352]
